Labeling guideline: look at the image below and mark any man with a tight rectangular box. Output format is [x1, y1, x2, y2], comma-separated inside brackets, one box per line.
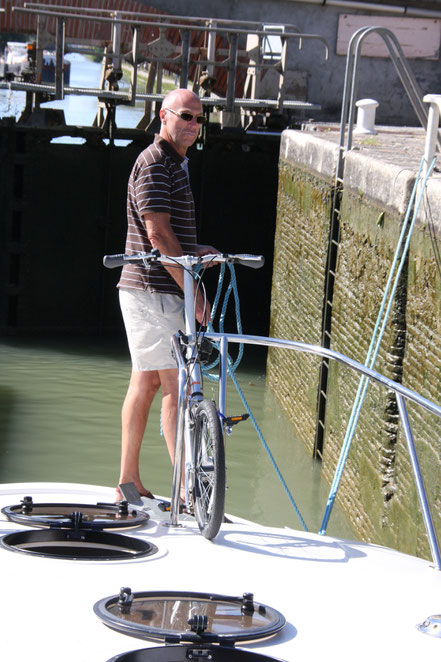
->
[116, 89, 216, 501]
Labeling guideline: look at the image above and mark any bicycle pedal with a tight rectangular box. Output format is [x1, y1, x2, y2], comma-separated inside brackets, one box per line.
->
[158, 501, 187, 514]
[223, 413, 249, 427]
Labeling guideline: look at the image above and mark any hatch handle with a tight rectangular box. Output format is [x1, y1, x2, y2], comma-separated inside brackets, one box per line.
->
[242, 592, 255, 614]
[118, 587, 133, 614]
[20, 496, 33, 514]
[49, 510, 105, 532]
[188, 614, 208, 634]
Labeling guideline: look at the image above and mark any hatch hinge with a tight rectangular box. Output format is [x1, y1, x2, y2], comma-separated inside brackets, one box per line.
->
[186, 648, 214, 660]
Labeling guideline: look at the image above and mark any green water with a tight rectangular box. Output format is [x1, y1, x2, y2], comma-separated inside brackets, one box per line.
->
[0, 338, 354, 538]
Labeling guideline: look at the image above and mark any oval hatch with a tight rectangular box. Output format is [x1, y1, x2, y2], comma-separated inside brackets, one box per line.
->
[94, 590, 286, 644]
[2, 497, 149, 530]
[0, 528, 157, 561]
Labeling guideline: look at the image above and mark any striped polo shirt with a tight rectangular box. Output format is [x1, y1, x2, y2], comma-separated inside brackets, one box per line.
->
[118, 135, 197, 297]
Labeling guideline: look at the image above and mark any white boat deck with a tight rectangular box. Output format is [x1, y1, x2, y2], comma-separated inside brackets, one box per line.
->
[1, 481, 440, 661]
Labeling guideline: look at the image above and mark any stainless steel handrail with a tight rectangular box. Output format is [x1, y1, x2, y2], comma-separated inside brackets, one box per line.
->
[205, 333, 441, 417]
[200, 332, 441, 569]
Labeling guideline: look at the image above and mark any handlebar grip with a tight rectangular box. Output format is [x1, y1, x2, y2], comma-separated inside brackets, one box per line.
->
[103, 254, 127, 268]
[234, 255, 265, 269]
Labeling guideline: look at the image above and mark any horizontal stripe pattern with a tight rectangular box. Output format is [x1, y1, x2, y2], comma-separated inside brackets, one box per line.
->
[118, 136, 197, 296]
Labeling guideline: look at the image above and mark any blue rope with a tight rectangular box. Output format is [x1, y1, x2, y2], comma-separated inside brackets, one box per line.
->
[202, 263, 308, 531]
[319, 156, 437, 535]
[203, 263, 243, 379]
[228, 363, 309, 531]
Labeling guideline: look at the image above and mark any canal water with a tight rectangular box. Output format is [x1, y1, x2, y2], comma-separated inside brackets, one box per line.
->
[0, 53, 354, 539]
[0, 337, 353, 538]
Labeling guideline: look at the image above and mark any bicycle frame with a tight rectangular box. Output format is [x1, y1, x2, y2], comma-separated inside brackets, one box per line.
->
[103, 249, 264, 534]
[170, 258, 209, 526]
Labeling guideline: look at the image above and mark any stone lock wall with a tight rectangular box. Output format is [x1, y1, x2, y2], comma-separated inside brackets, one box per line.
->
[268, 132, 338, 453]
[267, 128, 441, 559]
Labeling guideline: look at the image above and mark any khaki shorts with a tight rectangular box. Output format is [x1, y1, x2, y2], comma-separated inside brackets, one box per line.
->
[119, 287, 184, 371]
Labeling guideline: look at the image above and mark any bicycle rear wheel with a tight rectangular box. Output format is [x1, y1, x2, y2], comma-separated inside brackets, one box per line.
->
[193, 399, 225, 540]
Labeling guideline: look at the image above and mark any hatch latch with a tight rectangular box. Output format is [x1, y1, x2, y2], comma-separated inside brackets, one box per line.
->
[20, 496, 33, 514]
[118, 587, 133, 614]
[241, 592, 255, 614]
[188, 614, 208, 634]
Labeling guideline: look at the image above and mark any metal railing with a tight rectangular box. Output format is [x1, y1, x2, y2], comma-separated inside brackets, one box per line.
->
[202, 332, 441, 570]
[5, 3, 328, 126]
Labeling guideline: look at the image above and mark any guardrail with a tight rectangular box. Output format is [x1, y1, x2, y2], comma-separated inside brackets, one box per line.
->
[206, 331, 441, 570]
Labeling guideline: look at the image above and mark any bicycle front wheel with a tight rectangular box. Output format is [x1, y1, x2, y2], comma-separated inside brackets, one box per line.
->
[193, 399, 225, 540]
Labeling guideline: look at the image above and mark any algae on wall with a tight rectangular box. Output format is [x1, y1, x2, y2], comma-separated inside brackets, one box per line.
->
[267, 159, 333, 453]
[327, 186, 441, 560]
[325, 191, 412, 550]
[269, 130, 441, 560]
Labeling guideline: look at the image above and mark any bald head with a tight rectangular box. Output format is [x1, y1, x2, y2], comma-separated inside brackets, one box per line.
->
[161, 89, 202, 111]
[159, 89, 204, 157]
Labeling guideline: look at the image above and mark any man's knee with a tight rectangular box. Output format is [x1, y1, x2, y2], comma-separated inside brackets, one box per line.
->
[159, 369, 179, 401]
[129, 370, 161, 399]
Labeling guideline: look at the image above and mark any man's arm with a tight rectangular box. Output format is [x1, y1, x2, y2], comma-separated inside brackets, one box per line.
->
[144, 211, 185, 290]
[144, 212, 210, 324]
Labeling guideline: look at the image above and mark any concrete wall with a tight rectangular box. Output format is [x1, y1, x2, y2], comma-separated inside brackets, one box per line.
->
[142, 0, 441, 126]
[267, 127, 441, 559]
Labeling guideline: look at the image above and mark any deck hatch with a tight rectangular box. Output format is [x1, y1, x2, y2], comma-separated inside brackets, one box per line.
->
[0, 528, 157, 560]
[106, 644, 287, 661]
[1, 497, 149, 530]
[94, 589, 286, 645]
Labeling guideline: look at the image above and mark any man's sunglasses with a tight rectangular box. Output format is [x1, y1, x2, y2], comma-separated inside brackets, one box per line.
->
[165, 107, 207, 125]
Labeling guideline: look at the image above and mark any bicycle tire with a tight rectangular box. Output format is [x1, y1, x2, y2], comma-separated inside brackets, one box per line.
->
[193, 399, 226, 540]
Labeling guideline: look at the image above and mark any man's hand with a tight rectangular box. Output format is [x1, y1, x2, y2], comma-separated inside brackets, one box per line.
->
[196, 244, 220, 268]
[196, 244, 219, 256]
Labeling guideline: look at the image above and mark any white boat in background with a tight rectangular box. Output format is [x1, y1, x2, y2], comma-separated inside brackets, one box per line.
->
[1, 41, 71, 84]
[1, 338, 441, 661]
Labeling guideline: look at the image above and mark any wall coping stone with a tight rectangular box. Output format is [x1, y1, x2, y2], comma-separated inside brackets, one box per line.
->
[343, 150, 416, 216]
[280, 129, 338, 181]
[281, 124, 441, 230]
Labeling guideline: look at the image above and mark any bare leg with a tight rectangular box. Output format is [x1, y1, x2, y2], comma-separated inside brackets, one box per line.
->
[158, 368, 179, 462]
[158, 368, 185, 500]
[117, 369, 161, 500]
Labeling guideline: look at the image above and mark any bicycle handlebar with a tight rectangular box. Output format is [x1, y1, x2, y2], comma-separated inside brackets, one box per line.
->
[103, 251, 265, 270]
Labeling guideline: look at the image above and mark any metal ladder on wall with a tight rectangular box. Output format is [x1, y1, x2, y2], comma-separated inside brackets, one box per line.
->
[336, 26, 441, 183]
[314, 26, 441, 459]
